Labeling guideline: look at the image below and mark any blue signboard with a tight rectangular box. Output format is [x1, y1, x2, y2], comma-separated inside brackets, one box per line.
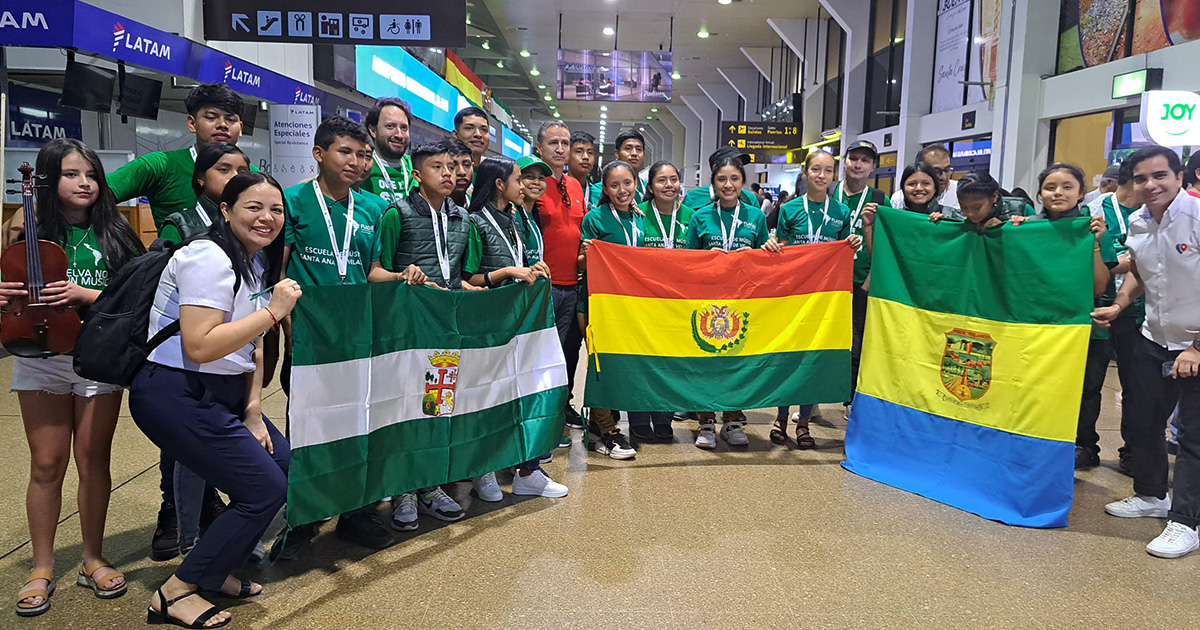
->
[355, 45, 470, 132]
[500, 125, 531, 160]
[7, 84, 83, 148]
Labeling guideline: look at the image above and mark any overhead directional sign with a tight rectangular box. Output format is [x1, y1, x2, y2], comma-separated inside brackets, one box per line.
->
[203, 0, 466, 48]
[718, 121, 803, 164]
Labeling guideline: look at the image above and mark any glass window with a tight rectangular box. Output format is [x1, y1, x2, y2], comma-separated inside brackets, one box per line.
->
[872, 0, 895, 53]
[826, 23, 844, 80]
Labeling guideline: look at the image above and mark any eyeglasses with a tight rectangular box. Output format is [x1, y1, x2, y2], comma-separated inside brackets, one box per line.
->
[932, 166, 955, 177]
[556, 177, 572, 207]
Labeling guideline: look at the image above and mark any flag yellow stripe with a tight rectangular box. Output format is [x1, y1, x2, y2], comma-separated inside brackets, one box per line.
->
[589, 291, 851, 358]
[858, 297, 1089, 442]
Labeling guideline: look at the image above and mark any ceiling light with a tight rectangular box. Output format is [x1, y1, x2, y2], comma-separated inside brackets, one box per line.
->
[530, 68, 541, 76]
[603, 26, 615, 36]
[553, 112, 561, 118]
[718, 0, 733, 4]
[600, 113, 607, 119]
[639, 126, 645, 131]
[672, 71, 681, 80]
[600, 105, 608, 111]
[549, 105, 557, 109]
[650, 107, 658, 112]
[697, 29, 710, 39]
[543, 94, 552, 101]
[481, 40, 490, 50]
[537, 83, 546, 89]
[496, 60, 504, 68]
[520, 50, 531, 58]
[645, 116, 652, 120]
[429, 48, 440, 53]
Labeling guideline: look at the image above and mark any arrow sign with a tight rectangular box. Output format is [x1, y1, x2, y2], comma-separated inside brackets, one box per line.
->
[232, 13, 250, 32]
[728, 125, 736, 132]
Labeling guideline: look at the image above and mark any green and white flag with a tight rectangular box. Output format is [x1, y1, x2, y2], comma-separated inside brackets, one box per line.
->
[286, 279, 567, 525]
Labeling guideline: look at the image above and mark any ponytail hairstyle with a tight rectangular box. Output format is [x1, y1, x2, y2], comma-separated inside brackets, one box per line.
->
[203, 171, 286, 294]
[597, 160, 638, 208]
[192, 142, 250, 199]
[643, 160, 681, 204]
[956, 170, 1001, 200]
[35, 138, 145, 275]
[467, 156, 519, 215]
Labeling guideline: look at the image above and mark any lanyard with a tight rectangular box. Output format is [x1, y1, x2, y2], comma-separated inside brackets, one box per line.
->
[519, 206, 544, 262]
[803, 195, 834, 244]
[421, 193, 452, 283]
[194, 201, 212, 227]
[718, 203, 742, 252]
[311, 181, 355, 283]
[1105, 195, 1129, 240]
[839, 183, 870, 231]
[650, 201, 679, 249]
[189, 146, 197, 162]
[374, 152, 411, 195]
[610, 206, 640, 247]
[482, 205, 524, 266]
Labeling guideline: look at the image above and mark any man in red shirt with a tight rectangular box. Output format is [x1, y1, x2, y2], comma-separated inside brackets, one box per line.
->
[534, 121, 587, 428]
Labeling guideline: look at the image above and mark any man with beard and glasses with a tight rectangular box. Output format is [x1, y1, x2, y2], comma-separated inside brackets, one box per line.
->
[362, 98, 415, 204]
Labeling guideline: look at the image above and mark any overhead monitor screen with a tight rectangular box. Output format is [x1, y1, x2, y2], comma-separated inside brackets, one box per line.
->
[556, 50, 671, 102]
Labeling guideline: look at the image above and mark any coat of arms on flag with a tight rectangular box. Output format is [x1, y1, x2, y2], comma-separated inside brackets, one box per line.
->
[690, 304, 749, 354]
[940, 329, 995, 402]
[423, 351, 460, 417]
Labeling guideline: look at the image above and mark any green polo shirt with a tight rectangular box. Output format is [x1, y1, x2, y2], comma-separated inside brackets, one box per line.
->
[776, 195, 853, 245]
[1094, 195, 1146, 328]
[637, 200, 692, 249]
[833, 183, 891, 286]
[588, 178, 649, 208]
[361, 154, 414, 204]
[682, 186, 760, 213]
[284, 182, 382, 286]
[685, 202, 769, 251]
[107, 147, 198, 231]
[578, 204, 647, 314]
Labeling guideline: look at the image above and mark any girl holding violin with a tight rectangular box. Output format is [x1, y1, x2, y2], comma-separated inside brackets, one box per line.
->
[3, 138, 144, 617]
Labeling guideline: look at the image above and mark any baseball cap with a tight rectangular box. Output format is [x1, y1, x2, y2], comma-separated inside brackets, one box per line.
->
[1102, 165, 1121, 180]
[845, 140, 879, 159]
[517, 155, 552, 176]
[708, 146, 752, 168]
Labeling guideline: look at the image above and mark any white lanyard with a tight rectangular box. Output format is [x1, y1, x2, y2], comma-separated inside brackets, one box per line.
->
[194, 202, 212, 227]
[718, 203, 743, 252]
[839, 183, 870, 231]
[189, 146, 197, 162]
[1106, 195, 1129, 240]
[650, 201, 679, 249]
[482, 205, 524, 266]
[312, 181, 355, 283]
[422, 194, 452, 283]
[610, 206, 640, 247]
[519, 206, 544, 262]
[374, 152, 411, 195]
[803, 194, 834, 244]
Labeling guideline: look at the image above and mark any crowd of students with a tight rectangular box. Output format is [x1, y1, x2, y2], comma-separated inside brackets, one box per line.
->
[5, 81, 1200, 626]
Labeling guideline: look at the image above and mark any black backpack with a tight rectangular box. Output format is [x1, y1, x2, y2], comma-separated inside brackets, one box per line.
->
[73, 239, 181, 386]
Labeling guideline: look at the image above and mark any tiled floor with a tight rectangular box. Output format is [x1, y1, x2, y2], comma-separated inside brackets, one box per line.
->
[0, 359, 1196, 629]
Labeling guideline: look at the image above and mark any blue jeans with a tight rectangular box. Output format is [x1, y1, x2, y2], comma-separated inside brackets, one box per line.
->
[173, 464, 207, 549]
[777, 405, 814, 420]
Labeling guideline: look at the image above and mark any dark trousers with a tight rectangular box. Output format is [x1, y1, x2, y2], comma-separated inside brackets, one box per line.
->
[1109, 317, 1141, 457]
[552, 284, 583, 402]
[1076, 337, 1111, 454]
[628, 412, 672, 429]
[850, 285, 868, 402]
[1124, 334, 1200, 527]
[130, 364, 290, 590]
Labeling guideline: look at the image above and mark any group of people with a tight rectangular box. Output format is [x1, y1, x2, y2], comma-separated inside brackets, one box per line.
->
[4, 79, 1200, 627]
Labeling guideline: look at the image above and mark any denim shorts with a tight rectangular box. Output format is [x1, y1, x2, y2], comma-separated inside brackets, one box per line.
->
[11, 355, 123, 397]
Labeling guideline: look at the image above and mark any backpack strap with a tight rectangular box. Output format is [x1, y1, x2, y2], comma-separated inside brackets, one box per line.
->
[146, 320, 181, 351]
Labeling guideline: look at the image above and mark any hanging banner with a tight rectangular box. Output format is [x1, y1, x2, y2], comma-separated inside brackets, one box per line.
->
[932, 0, 971, 114]
[966, 0, 1001, 105]
[268, 104, 320, 188]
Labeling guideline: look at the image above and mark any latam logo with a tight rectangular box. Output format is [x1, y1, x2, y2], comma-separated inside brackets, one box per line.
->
[223, 61, 261, 88]
[0, 11, 48, 29]
[294, 86, 316, 105]
[111, 22, 171, 59]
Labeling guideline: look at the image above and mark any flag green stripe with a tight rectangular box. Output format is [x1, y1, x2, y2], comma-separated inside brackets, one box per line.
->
[583, 349, 850, 412]
[870, 208, 1095, 325]
[292, 279, 556, 366]
[286, 387, 565, 525]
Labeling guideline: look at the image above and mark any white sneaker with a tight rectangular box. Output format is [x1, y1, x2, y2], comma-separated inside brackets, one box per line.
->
[1147, 521, 1200, 558]
[595, 430, 637, 460]
[695, 424, 717, 449]
[472, 472, 503, 502]
[419, 487, 465, 521]
[1105, 494, 1170, 519]
[511, 468, 568, 498]
[392, 492, 419, 531]
[721, 422, 749, 446]
[810, 406, 823, 420]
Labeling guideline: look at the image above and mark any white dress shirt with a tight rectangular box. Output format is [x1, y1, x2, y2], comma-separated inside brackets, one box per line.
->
[892, 178, 959, 210]
[1126, 190, 1200, 350]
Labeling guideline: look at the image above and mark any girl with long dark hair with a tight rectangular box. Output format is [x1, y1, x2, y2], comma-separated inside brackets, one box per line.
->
[129, 171, 297, 628]
[5, 138, 144, 617]
[159, 143, 251, 244]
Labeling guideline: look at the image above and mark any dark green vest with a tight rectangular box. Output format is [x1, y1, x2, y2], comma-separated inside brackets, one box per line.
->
[470, 204, 526, 284]
[394, 193, 470, 289]
[161, 196, 219, 241]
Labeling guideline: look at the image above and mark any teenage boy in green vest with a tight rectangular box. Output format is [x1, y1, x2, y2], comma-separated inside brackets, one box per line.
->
[271, 116, 396, 560]
[361, 98, 415, 203]
[369, 139, 480, 531]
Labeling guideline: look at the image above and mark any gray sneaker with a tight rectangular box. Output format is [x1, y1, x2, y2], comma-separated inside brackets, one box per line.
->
[721, 422, 749, 446]
[695, 424, 717, 449]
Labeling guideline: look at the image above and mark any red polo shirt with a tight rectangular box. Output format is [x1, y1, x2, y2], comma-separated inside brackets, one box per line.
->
[536, 173, 587, 286]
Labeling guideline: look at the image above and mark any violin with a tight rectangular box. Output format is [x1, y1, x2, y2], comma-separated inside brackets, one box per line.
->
[0, 163, 81, 357]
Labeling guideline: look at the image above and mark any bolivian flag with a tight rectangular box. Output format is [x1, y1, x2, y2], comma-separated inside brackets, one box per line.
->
[843, 209, 1094, 528]
[584, 241, 853, 412]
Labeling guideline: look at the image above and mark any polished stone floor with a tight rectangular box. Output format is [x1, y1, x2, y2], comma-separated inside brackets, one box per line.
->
[0, 357, 1196, 630]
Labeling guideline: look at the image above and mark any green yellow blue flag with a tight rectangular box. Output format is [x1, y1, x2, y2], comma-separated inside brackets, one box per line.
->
[843, 208, 1094, 528]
